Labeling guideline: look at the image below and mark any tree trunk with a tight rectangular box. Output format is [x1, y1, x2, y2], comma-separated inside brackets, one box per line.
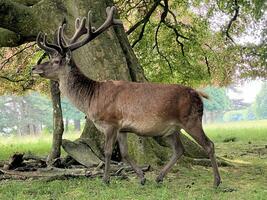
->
[0, 0, 207, 165]
[46, 80, 64, 165]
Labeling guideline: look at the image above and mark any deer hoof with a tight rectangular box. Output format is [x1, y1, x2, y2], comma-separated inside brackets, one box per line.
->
[155, 175, 163, 184]
[213, 177, 222, 188]
[140, 177, 146, 185]
[102, 177, 110, 185]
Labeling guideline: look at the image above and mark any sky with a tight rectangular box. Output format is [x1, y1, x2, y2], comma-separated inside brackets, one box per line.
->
[227, 80, 263, 103]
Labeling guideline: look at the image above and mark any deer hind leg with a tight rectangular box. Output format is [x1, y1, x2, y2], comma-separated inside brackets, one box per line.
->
[184, 120, 221, 187]
[103, 127, 118, 184]
[117, 132, 146, 185]
[156, 132, 184, 183]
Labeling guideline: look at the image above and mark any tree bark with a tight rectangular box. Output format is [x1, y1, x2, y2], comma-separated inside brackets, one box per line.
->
[46, 80, 64, 165]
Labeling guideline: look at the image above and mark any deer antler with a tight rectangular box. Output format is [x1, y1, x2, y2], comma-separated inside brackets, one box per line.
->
[36, 33, 63, 55]
[36, 6, 122, 56]
[58, 6, 122, 52]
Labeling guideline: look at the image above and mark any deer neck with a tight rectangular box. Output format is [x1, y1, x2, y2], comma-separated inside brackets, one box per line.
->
[58, 60, 99, 114]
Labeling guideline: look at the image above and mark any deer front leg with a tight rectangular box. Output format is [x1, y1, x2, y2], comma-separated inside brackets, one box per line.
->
[103, 127, 118, 184]
[118, 133, 146, 185]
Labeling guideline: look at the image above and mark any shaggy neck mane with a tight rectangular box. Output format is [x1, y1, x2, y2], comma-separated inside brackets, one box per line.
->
[64, 60, 100, 108]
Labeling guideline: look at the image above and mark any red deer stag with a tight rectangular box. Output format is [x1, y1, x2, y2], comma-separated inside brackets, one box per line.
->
[32, 6, 221, 187]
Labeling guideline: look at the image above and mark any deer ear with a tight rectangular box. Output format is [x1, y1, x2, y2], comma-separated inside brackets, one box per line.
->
[66, 50, 72, 64]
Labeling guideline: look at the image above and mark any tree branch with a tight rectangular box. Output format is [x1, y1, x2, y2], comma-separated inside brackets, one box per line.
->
[153, 22, 173, 74]
[0, 0, 36, 36]
[159, 1, 188, 56]
[0, 28, 22, 47]
[163, 21, 187, 56]
[13, 0, 41, 6]
[126, 0, 161, 35]
[0, 0, 66, 47]
[204, 55, 211, 76]
[152, 0, 174, 74]
[224, 0, 239, 43]
[0, 43, 36, 70]
[131, 20, 149, 48]
[0, 75, 26, 83]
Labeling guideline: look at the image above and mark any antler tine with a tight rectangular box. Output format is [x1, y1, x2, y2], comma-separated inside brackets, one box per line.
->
[69, 17, 87, 44]
[87, 10, 94, 35]
[66, 6, 122, 51]
[57, 26, 68, 52]
[43, 34, 63, 55]
[36, 33, 59, 55]
[60, 23, 71, 43]
[75, 18, 80, 30]
[94, 6, 122, 36]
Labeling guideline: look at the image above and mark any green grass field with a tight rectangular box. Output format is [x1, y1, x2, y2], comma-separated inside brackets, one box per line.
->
[0, 120, 267, 200]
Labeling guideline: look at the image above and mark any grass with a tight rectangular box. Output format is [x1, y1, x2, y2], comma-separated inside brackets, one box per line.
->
[0, 120, 267, 200]
[0, 133, 79, 161]
[204, 120, 267, 143]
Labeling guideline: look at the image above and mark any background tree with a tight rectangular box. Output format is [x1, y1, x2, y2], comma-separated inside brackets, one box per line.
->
[61, 98, 85, 132]
[253, 82, 267, 119]
[0, 93, 52, 135]
[202, 87, 230, 123]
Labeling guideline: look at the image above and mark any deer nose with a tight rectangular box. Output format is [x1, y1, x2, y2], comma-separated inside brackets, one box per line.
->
[32, 67, 36, 71]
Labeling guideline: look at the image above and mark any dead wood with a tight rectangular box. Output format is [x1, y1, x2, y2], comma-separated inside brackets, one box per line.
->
[0, 161, 6, 168]
[23, 153, 46, 163]
[3, 153, 24, 170]
[0, 163, 151, 182]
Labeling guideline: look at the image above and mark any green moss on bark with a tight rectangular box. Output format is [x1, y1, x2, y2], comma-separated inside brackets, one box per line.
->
[0, 28, 20, 47]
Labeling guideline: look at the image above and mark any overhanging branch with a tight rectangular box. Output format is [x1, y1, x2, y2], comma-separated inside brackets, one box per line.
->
[159, 1, 188, 56]
[0, 43, 36, 70]
[224, 0, 239, 43]
[0, 0, 65, 47]
[153, 22, 173, 74]
[0, 75, 26, 83]
[0, 0, 36, 36]
[126, 0, 161, 35]
[153, 0, 173, 74]
[0, 28, 22, 47]
[13, 0, 41, 6]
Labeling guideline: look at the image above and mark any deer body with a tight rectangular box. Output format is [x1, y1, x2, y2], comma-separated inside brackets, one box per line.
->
[57, 62, 201, 137]
[32, 6, 221, 187]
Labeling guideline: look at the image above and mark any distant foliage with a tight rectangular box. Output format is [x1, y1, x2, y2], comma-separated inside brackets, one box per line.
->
[203, 86, 230, 112]
[253, 82, 267, 119]
[0, 93, 84, 135]
[0, 93, 52, 135]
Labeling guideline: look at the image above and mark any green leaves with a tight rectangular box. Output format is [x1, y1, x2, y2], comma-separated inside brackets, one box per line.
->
[118, 0, 267, 86]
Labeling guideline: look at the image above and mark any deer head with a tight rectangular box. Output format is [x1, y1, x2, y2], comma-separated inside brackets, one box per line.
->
[32, 6, 122, 80]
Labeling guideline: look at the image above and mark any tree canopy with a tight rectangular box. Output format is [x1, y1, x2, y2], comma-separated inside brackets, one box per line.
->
[116, 0, 267, 85]
[0, 0, 266, 92]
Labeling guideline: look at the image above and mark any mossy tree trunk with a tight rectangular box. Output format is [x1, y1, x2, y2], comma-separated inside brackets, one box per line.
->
[0, 0, 207, 166]
[46, 80, 64, 164]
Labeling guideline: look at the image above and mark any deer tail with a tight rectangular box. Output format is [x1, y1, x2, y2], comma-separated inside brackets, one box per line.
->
[197, 91, 209, 99]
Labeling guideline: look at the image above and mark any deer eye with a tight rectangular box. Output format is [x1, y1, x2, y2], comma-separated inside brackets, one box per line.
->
[54, 60, 60, 65]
